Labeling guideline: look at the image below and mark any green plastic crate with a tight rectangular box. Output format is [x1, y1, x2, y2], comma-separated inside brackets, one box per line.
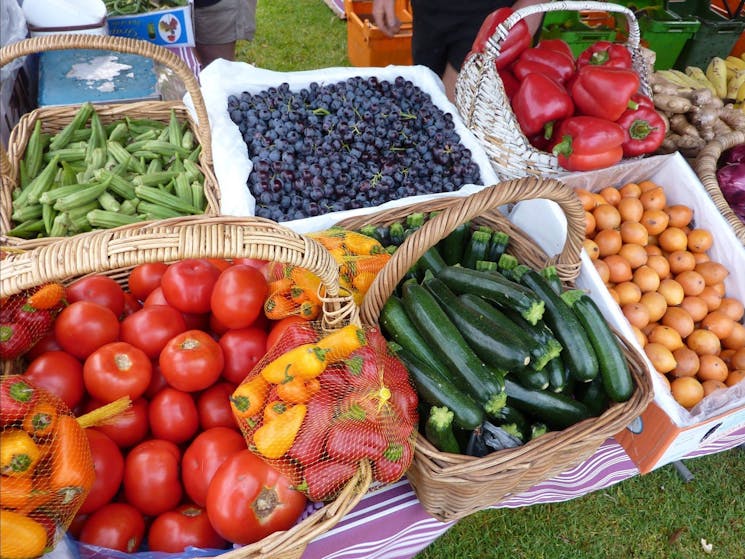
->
[668, 2, 745, 69]
[637, 8, 700, 69]
[539, 11, 618, 59]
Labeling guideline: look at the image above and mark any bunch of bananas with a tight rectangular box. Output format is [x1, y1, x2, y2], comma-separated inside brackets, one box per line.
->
[656, 54, 745, 107]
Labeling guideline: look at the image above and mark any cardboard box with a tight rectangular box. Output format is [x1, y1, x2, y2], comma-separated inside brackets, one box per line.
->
[107, 1, 195, 48]
[344, 0, 412, 67]
[508, 153, 745, 474]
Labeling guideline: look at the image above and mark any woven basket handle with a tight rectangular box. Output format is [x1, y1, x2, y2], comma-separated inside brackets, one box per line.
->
[0, 216, 357, 330]
[0, 34, 211, 159]
[360, 176, 585, 324]
[485, 1, 640, 60]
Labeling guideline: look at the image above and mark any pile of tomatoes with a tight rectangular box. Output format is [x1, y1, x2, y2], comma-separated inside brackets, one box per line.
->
[18, 257, 311, 553]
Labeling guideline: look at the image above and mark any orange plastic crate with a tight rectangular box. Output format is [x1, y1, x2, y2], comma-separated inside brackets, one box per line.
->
[344, 0, 413, 67]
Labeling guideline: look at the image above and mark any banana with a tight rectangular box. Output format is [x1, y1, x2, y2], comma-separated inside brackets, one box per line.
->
[738, 81, 745, 104]
[705, 57, 728, 98]
[658, 69, 702, 89]
[725, 55, 745, 73]
[742, 52, 745, 63]
[727, 70, 745, 100]
[685, 66, 718, 94]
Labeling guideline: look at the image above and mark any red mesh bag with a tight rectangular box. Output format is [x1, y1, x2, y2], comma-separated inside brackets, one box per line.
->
[231, 322, 418, 502]
[0, 374, 94, 558]
[0, 283, 66, 360]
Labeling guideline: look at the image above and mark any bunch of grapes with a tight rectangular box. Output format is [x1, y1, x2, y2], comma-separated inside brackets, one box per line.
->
[227, 76, 482, 222]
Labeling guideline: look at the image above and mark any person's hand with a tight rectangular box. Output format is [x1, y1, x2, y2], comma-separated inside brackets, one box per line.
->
[372, 0, 401, 37]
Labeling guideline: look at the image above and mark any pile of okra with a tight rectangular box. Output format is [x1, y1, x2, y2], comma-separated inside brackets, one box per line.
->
[8, 102, 208, 239]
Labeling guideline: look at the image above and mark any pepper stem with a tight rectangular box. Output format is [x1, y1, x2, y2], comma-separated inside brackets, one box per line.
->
[628, 118, 657, 140]
[551, 134, 574, 157]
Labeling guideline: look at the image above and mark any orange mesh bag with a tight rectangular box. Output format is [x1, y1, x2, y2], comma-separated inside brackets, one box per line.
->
[231, 322, 418, 502]
[0, 374, 99, 558]
[0, 283, 66, 361]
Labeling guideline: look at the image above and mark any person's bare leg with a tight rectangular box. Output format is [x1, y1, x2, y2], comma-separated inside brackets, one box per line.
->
[196, 41, 237, 67]
[442, 62, 458, 103]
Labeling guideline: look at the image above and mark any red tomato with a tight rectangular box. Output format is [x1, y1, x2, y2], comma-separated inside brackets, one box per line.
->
[78, 430, 124, 514]
[160, 259, 221, 314]
[145, 362, 169, 399]
[266, 316, 312, 350]
[143, 286, 169, 306]
[208, 312, 231, 336]
[66, 275, 126, 318]
[148, 387, 200, 444]
[182, 427, 246, 507]
[120, 305, 187, 359]
[87, 397, 149, 448]
[83, 342, 152, 403]
[67, 514, 88, 540]
[128, 262, 169, 301]
[79, 502, 145, 553]
[120, 292, 142, 318]
[26, 331, 62, 361]
[159, 330, 224, 392]
[210, 265, 268, 330]
[232, 257, 269, 271]
[197, 382, 238, 431]
[123, 439, 182, 517]
[147, 504, 227, 553]
[204, 258, 232, 272]
[54, 301, 120, 360]
[206, 449, 307, 545]
[218, 328, 268, 385]
[24, 351, 84, 409]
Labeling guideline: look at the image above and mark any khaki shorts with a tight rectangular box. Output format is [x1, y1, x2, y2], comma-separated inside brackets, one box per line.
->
[194, 0, 257, 44]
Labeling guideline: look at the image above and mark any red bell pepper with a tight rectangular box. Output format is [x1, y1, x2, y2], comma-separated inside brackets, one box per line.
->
[535, 38, 575, 61]
[615, 105, 667, 157]
[512, 47, 576, 85]
[551, 116, 626, 172]
[571, 65, 640, 121]
[498, 68, 521, 100]
[577, 40, 632, 70]
[302, 459, 357, 502]
[630, 92, 655, 111]
[470, 7, 531, 69]
[512, 72, 575, 139]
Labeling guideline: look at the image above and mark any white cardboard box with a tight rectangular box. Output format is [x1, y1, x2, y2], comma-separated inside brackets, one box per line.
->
[107, 1, 195, 48]
[509, 153, 745, 474]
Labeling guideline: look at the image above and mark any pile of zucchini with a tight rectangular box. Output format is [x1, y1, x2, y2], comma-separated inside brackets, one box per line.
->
[9, 102, 208, 240]
[377, 221, 635, 457]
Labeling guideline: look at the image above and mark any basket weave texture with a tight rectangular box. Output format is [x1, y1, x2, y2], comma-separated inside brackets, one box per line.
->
[455, 1, 652, 181]
[337, 177, 654, 522]
[0, 34, 221, 249]
[693, 130, 745, 246]
[0, 215, 371, 559]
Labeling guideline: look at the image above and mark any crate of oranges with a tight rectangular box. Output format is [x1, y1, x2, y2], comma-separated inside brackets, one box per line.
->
[532, 152, 745, 474]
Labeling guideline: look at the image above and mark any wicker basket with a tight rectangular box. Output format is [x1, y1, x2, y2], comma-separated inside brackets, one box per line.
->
[0, 34, 221, 249]
[0, 215, 371, 559]
[337, 177, 653, 522]
[455, 1, 652, 181]
[693, 130, 745, 246]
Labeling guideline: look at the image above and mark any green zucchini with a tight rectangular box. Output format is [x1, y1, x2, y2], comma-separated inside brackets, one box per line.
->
[391, 343, 484, 430]
[401, 281, 507, 415]
[462, 230, 491, 269]
[540, 265, 563, 295]
[530, 422, 548, 440]
[422, 276, 532, 373]
[561, 290, 635, 402]
[436, 265, 545, 325]
[574, 376, 609, 417]
[437, 221, 471, 265]
[425, 406, 464, 454]
[512, 266, 599, 383]
[487, 231, 510, 262]
[380, 296, 443, 373]
[543, 355, 570, 393]
[415, 245, 447, 276]
[489, 404, 530, 442]
[389, 221, 405, 246]
[504, 378, 591, 430]
[458, 293, 559, 372]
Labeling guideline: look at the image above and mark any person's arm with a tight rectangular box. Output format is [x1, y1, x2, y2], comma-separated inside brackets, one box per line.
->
[512, 0, 547, 37]
[372, 0, 401, 37]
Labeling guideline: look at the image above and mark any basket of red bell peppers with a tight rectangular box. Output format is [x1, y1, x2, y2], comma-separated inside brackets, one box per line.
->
[456, 1, 665, 180]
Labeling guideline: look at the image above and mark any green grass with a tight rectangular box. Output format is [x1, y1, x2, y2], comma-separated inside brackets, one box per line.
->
[231, 3, 745, 558]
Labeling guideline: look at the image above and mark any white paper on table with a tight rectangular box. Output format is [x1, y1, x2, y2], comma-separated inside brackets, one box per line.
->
[184, 60, 500, 228]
